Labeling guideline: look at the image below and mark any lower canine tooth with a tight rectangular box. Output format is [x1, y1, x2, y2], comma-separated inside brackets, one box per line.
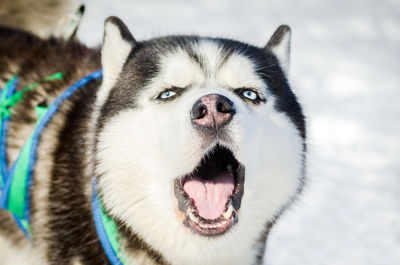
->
[223, 205, 234, 219]
[189, 212, 199, 224]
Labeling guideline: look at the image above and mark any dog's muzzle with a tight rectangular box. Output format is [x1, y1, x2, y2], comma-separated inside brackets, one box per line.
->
[191, 94, 236, 133]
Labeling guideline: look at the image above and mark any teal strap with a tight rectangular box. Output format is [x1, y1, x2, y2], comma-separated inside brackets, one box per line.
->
[92, 177, 127, 265]
[0, 76, 18, 187]
[6, 107, 47, 236]
[0, 71, 124, 265]
[0, 72, 63, 237]
[99, 203, 127, 263]
[1, 70, 102, 240]
[0, 72, 63, 118]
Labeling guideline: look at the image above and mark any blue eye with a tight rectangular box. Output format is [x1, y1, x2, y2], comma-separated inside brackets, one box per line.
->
[241, 90, 258, 101]
[159, 90, 177, 99]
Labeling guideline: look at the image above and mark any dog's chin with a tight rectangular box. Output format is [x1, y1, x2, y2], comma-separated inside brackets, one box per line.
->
[174, 144, 245, 236]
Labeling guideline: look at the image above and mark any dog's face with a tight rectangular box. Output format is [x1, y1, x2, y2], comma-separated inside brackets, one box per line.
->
[94, 17, 305, 264]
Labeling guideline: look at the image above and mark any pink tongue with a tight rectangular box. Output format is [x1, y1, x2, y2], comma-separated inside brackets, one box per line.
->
[183, 173, 235, 220]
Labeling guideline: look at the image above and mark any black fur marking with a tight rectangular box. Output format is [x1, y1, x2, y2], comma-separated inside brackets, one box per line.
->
[224, 41, 305, 139]
[104, 16, 136, 46]
[214, 37, 306, 139]
[185, 44, 205, 70]
[254, 221, 275, 265]
[46, 79, 110, 265]
[266, 25, 291, 49]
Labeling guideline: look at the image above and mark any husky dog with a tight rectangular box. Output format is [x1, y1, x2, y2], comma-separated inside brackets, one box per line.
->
[0, 3, 306, 265]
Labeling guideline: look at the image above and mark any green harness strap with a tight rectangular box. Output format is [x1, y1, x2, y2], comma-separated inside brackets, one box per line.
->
[6, 106, 49, 235]
[0, 72, 63, 118]
[0, 72, 63, 236]
[93, 192, 128, 264]
[0, 76, 18, 187]
[1, 70, 126, 264]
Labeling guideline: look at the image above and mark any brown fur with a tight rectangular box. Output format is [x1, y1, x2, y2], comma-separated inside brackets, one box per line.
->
[0, 26, 108, 264]
[0, 25, 165, 265]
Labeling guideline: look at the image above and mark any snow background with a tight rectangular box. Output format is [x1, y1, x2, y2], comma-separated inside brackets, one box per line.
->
[78, 0, 400, 264]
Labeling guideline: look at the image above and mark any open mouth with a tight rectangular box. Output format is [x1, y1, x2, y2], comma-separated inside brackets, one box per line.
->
[174, 145, 245, 236]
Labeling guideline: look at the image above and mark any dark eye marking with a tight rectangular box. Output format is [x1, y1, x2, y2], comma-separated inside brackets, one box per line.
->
[155, 86, 188, 102]
[233, 88, 266, 104]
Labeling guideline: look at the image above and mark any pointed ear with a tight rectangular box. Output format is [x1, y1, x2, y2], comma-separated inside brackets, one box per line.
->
[99, 16, 136, 104]
[265, 25, 291, 76]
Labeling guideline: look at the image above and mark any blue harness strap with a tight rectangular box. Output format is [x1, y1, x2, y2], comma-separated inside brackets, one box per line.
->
[0, 70, 126, 264]
[0, 70, 103, 238]
[0, 76, 30, 236]
[92, 177, 127, 265]
[0, 76, 18, 187]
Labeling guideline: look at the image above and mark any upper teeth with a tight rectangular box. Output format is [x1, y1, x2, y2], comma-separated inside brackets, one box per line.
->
[227, 164, 233, 173]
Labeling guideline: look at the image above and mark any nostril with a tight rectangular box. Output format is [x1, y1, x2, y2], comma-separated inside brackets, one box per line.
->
[217, 99, 235, 114]
[192, 103, 207, 120]
[217, 102, 224, 113]
[198, 106, 207, 119]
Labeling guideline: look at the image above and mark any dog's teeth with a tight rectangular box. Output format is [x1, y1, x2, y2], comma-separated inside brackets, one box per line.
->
[217, 223, 222, 228]
[223, 205, 234, 219]
[227, 164, 233, 172]
[189, 212, 199, 224]
[199, 223, 208, 229]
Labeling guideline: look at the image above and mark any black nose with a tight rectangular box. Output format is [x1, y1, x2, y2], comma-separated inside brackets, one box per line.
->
[191, 94, 236, 130]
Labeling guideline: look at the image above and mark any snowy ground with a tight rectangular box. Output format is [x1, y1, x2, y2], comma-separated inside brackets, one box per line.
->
[79, 1, 400, 264]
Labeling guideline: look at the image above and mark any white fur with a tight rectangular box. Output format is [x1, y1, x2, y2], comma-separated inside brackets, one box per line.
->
[125, 251, 158, 265]
[96, 42, 304, 264]
[219, 53, 267, 93]
[0, 233, 43, 265]
[270, 30, 291, 75]
[150, 50, 204, 93]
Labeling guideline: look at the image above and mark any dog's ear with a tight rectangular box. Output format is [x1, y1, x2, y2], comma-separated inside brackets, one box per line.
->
[265, 25, 291, 76]
[99, 16, 136, 104]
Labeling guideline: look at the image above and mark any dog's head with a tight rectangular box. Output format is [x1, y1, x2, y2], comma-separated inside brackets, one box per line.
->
[93, 17, 305, 264]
